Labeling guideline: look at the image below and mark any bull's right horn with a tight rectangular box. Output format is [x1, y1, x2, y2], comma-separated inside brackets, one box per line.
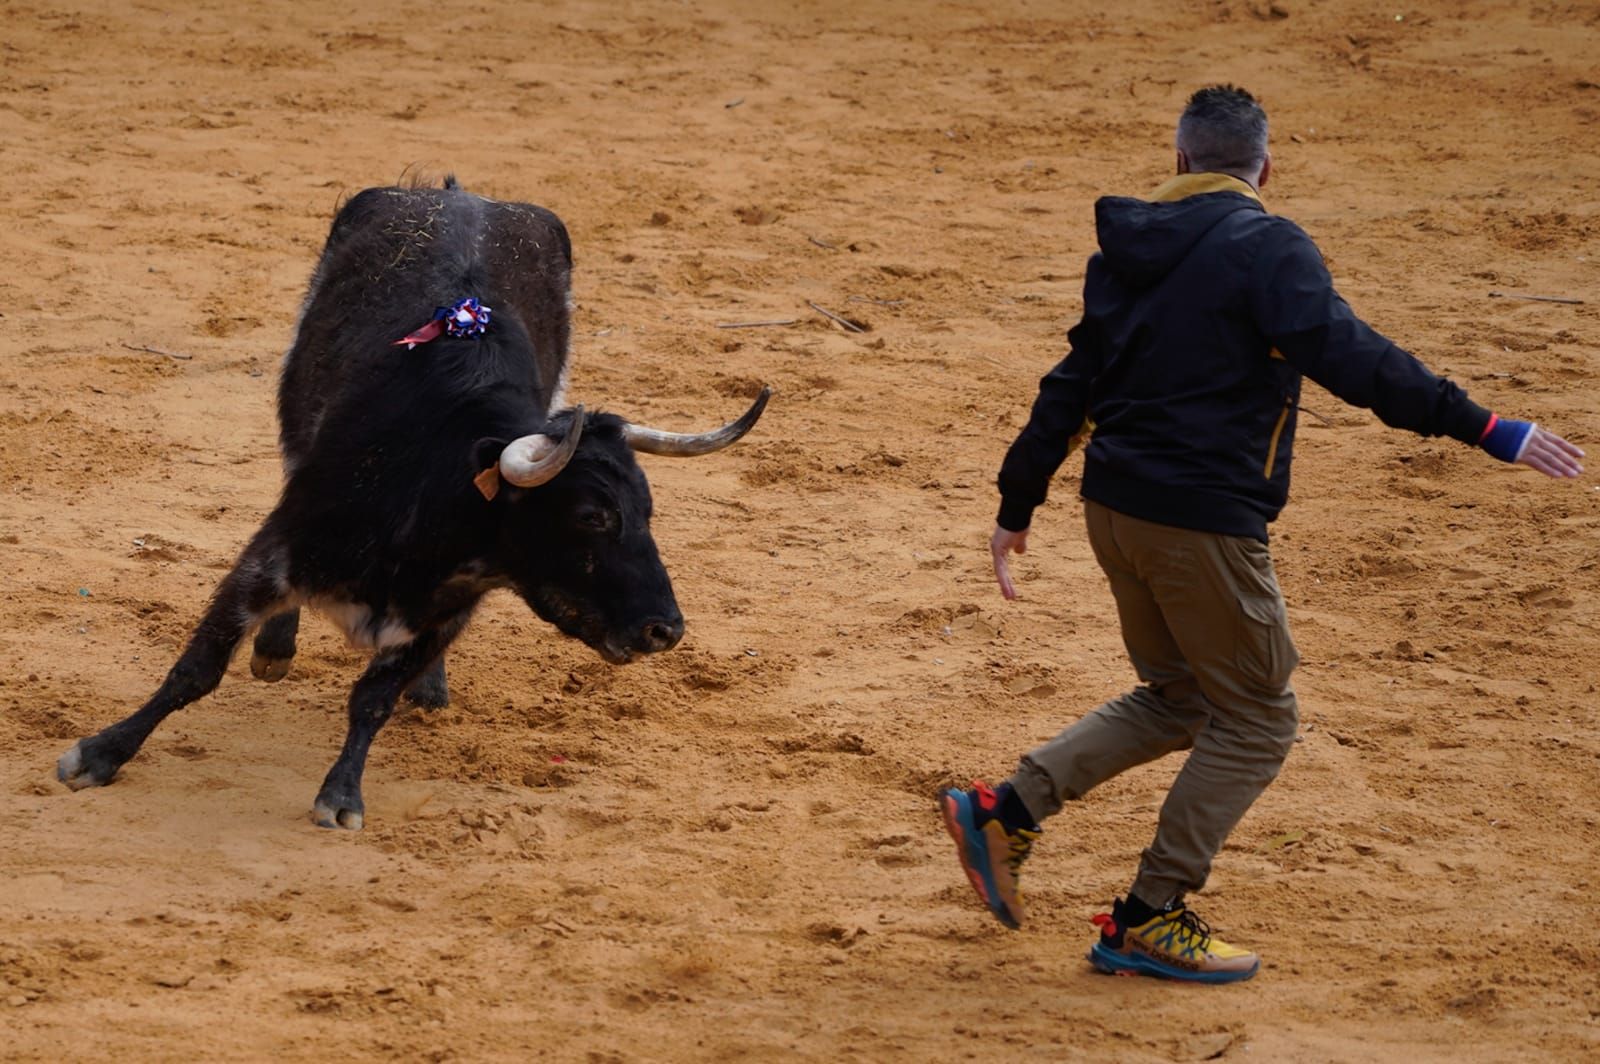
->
[622, 387, 771, 456]
[500, 406, 585, 487]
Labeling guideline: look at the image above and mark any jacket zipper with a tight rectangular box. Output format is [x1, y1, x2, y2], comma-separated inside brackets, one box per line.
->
[1263, 398, 1291, 479]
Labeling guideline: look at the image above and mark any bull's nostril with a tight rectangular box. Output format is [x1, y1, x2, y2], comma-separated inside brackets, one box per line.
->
[642, 619, 683, 651]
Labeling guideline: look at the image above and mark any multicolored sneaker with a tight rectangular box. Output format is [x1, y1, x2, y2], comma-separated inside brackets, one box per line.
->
[1087, 897, 1260, 983]
[940, 781, 1040, 930]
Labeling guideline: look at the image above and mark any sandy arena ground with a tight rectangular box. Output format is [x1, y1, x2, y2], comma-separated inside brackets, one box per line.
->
[2, 1, 1598, 1060]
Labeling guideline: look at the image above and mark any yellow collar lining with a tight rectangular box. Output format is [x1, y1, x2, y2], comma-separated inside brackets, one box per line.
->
[1149, 172, 1263, 205]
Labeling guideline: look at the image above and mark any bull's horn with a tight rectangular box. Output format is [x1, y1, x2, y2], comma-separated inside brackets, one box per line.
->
[622, 387, 770, 456]
[500, 406, 585, 487]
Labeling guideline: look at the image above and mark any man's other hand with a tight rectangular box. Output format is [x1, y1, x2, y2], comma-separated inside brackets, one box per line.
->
[992, 525, 1029, 600]
[1519, 425, 1585, 479]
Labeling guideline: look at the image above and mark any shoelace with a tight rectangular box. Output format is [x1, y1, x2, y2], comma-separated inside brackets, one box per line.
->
[1004, 831, 1035, 874]
[1172, 907, 1213, 954]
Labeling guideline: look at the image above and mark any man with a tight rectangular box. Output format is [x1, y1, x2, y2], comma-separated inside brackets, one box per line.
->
[940, 85, 1584, 984]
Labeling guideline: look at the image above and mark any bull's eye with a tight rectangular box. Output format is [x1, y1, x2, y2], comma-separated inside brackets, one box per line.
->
[574, 506, 616, 534]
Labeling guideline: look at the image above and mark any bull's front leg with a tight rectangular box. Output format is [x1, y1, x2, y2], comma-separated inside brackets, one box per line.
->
[311, 616, 467, 830]
[58, 533, 290, 790]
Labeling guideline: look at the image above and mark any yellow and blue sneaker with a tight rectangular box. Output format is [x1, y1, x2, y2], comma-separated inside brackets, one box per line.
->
[940, 780, 1040, 930]
[1088, 896, 1260, 983]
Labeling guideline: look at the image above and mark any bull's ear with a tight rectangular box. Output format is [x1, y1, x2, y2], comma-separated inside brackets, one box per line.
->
[471, 437, 508, 501]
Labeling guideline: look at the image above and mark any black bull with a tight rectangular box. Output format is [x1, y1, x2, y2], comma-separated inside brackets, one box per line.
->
[56, 179, 769, 829]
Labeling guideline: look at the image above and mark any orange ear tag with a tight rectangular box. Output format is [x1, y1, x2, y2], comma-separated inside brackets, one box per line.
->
[472, 466, 501, 501]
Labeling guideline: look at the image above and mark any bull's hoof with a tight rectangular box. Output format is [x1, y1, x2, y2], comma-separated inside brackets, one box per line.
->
[403, 680, 449, 710]
[250, 653, 291, 683]
[57, 741, 118, 791]
[404, 662, 449, 710]
[311, 796, 364, 831]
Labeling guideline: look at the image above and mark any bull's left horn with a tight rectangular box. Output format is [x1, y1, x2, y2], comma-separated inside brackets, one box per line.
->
[622, 387, 770, 457]
[500, 406, 585, 487]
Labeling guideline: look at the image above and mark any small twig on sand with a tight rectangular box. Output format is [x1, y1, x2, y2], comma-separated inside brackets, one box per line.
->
[807, 235, 837, 251]
[847, 296, 907, 307]
[1298, 405, 1334, 427]
[716, 319, 797, 329]
[725, 97, 745, 109]
[807, 301, 865, 333]
[120, 342, 193, 361]
[1488, 290, 1584, 305]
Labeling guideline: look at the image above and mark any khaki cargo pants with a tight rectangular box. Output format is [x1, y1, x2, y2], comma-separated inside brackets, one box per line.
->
[1008, 500, 1300, 908]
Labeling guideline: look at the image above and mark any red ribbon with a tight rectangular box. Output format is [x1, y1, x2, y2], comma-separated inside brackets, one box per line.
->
[391, 319, 447, 349]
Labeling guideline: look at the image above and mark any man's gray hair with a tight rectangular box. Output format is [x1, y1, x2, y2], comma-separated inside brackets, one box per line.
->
[1176, 85, 1269, 177]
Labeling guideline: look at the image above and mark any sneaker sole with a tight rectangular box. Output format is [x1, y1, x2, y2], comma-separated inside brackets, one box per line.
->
[1087, 942, 1259, 985]
[940, 790, 1020, 930]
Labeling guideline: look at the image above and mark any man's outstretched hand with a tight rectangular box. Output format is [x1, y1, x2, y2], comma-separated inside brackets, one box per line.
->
[1517, 425, 1585, 479]
[991, 525, 1029, 600]
[1483, 417, 1585, 478]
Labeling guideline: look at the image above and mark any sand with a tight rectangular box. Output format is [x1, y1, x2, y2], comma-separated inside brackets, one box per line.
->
[2, 0, 1598, 1059]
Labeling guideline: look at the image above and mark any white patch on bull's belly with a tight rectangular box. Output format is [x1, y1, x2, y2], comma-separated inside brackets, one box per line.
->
[373, 618, 416, 649]
[310, 597, 415, 651]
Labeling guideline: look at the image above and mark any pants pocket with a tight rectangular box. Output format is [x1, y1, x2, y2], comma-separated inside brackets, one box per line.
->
[1236, 592, 1298, 691]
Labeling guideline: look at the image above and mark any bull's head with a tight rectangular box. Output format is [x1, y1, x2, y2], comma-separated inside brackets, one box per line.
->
[481, 389, 769, 664]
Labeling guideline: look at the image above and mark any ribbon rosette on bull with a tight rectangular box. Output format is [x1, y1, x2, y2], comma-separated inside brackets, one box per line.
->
[443, 297, 491, 337]
[392, 297, 493, 349]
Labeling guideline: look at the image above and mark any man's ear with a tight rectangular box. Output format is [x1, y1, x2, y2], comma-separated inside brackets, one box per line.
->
[471, 438, 507, 501]
[1175, 149, 1191, 175]
[1257, 152, 1272, 190]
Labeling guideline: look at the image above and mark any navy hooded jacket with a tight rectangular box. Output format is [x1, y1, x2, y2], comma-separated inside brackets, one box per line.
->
[996, 173, 1493, 542]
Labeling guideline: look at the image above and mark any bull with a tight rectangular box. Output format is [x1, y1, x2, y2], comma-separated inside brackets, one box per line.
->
[56, 177, 769, 829]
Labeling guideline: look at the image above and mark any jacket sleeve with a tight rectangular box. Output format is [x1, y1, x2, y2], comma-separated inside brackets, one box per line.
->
[1249, 222, 1491, 444]
[995, 313, 1102, 532]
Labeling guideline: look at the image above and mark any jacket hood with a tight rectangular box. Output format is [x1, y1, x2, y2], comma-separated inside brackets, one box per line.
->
[1094, 173, 1264, 289]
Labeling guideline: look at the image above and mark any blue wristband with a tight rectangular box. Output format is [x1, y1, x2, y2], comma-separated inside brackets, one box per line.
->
[1481, 416, 1534, 463]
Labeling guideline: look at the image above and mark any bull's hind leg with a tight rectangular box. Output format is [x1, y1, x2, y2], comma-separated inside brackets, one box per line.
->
[403, 657, 449, 709]
[58, 535, 288, 791]
[250, 608, 300, 682]
[313, 615, 467, 830]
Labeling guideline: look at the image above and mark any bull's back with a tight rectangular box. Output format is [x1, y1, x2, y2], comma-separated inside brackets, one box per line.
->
[277, 183, 574, 466]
